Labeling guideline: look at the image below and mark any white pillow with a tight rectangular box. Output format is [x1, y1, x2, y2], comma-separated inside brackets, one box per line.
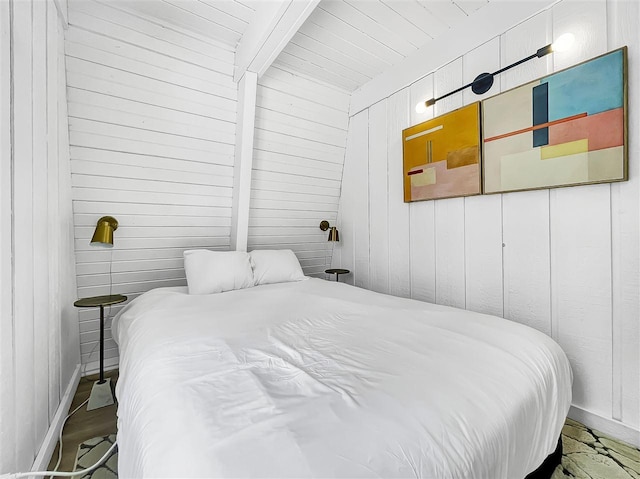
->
[183, 250, 254, 294]
[249, 249, 306, 285]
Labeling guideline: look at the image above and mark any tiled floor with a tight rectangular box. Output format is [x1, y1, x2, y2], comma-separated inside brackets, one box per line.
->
[552, 419, 640, 479]
[74, 434, 117, 479]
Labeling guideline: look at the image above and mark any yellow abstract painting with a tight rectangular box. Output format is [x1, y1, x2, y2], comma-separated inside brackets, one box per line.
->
[402, 103, 481, 202]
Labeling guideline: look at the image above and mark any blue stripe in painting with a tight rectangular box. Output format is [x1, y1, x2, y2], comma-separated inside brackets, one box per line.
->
[532, 83, 549, 147]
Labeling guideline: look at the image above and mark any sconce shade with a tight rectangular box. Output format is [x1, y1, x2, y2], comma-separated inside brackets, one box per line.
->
[90, 216, 118, 248]
[320, 220, 339, 241]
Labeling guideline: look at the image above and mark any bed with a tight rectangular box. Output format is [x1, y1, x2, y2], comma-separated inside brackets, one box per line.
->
[112, 277, 572, 478]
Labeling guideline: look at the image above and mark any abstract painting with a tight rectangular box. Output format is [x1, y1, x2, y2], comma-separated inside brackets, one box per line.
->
[402, 102, 481, 202]
[483, 47, 627, 194]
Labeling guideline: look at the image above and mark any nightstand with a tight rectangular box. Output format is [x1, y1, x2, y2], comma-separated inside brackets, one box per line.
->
[74, 294, 127, 410]
[325, 268, 350, 282]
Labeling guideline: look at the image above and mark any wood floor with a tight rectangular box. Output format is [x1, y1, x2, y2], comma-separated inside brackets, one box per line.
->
[47, 370, 119, 472]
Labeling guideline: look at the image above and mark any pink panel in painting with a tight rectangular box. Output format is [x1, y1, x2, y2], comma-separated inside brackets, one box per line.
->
[548, 108, 624, 152]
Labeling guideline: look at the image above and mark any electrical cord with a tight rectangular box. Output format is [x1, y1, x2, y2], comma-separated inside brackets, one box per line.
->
[3, 440, 117, 478]
[1, 397, 117, 479]
[49, 398, 89, 479]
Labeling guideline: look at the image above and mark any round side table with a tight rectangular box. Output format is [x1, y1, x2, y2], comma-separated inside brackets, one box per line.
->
[325, 268, 350, 282]
[74, 294, 127, 410]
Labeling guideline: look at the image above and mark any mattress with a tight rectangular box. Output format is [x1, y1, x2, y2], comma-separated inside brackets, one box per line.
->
[112, 278, 572, 478]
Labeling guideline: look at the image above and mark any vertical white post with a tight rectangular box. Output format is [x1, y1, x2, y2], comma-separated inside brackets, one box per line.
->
[230, 71, 257, 252]
[0, 0, 16, 472]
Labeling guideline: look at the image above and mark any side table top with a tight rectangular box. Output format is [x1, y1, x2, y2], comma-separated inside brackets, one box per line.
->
[325, 268, 350, 275]
[74, 294, 128, 308]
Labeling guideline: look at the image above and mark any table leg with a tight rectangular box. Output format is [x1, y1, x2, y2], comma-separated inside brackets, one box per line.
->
[99, 304, 105, 384]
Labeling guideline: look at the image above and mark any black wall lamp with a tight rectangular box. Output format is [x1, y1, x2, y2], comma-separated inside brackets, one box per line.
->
[415, 33, 575, 113]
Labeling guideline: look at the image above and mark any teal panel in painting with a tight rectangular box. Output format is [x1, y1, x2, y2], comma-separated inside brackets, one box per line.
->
[542, 49, 624, 121]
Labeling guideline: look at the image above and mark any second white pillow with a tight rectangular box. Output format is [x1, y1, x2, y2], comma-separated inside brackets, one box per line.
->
[249, 249, 306, 285]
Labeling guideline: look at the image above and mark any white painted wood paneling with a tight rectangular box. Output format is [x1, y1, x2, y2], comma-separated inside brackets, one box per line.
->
[502, 191, 552, 335]
[434, 198, 466, 309]
[330, 112, 365, 283]
[13, 1, 37, 466]
[409, 200, 435, 303]
[47, 0, 62, 422]
[0, 0, 14, 472]
[368, 101, 389, 294]
[352, 112, 370, 289]
[66, 2, 237, 370]
[550, 185, 613, 416]
[0, 0, 79, 473]
[387, 90, 411, 298]
[336, 0, 639, 442]
[32, 0, 50, 447]
[247, 67, 349, 277]
[464, 195, 503, 317]
[58, 7, 81, 397]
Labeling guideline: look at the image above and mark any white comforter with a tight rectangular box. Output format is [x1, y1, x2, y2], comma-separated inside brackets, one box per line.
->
[112, 278, 572, 479]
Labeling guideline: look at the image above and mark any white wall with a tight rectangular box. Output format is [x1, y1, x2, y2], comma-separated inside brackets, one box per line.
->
[335, 0, 639, 446]
[248, 66, 350, 277]
[64, 0, 237, 372]
[0, 0, 80, 473]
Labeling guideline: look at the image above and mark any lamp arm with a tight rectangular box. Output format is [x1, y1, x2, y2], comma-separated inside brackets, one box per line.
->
[431, 80, 477, 104]
[490, 52, 539, 77]
[423, 46, 549, 108]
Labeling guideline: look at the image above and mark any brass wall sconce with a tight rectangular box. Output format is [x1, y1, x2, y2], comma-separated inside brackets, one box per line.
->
[319, 220, 339, 242]
[90, 216, 118, 248]
[415, 33, 575, 113]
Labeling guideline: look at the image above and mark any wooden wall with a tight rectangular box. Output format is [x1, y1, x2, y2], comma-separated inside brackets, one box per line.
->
[248, 66, 350, 277]
[0, 0, 80, 472]
[335, 0, 639, 444]
[65, 0, 237, 372]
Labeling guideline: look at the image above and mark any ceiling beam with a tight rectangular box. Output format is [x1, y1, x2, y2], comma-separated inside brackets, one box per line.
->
[234, 0, 319, 82]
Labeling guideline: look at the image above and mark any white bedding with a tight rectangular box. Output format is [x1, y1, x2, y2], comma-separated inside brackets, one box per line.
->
[112, 278, 572, 478]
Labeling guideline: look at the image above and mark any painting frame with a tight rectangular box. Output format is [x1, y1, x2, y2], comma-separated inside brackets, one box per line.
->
[402, 102, 482, 203]
[481, 47, 628, 195]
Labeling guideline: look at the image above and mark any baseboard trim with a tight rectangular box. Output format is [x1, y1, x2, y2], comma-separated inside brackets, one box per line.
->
[569, 405, 640, 448]
[30, 363, 82, 473]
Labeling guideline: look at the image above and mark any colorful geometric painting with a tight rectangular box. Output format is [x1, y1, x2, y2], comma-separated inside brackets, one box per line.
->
[403, 102, 481, 202]
[483, 47, 627, 194]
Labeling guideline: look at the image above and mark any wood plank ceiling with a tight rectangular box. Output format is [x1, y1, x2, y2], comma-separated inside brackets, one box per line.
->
[111, 0, 257, 46]
[275, 0, 489, 92]
[112, 0, 491, 93]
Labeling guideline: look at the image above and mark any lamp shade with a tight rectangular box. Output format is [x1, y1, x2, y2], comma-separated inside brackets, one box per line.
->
[90, 216, 118, 248]
[328, 226, 339, 242]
